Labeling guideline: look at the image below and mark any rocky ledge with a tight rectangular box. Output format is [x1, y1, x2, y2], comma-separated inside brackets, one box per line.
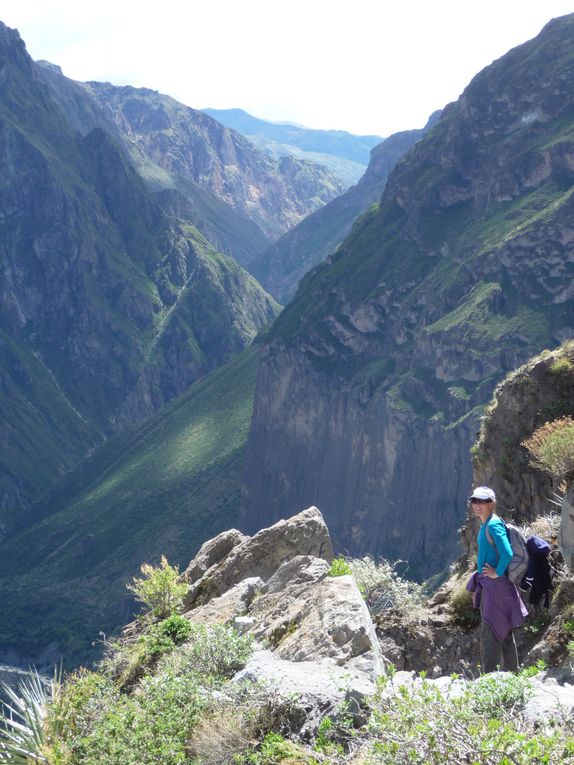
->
[167, 506, 574, 734]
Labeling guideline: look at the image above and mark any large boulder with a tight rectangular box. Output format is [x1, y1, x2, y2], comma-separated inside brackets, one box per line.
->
[182, 529, 248, 584]
[183, 506, 334, 609]
[560, 486, 574, 572]
[184, 577, 264, 626]
[250, 560, 382, 674]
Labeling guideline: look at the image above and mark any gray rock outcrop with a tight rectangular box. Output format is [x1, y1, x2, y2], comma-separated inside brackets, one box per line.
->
[181, 507, 382, 732]
[560, 485, 574, 572]
[183, 506, 334, 609]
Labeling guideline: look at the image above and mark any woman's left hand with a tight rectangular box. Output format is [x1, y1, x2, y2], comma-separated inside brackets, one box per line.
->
[483, 563, 498, 579]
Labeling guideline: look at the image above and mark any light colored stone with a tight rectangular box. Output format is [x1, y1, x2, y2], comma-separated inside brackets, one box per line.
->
[185, 507, 334, 609]
[251, 571, 382, 676]
[183, 577, 263, 626]
[182, 529, 248, 584]
[524, 676, 574, 722]
[560, 487, 574, 572]
[263, 554, 329, 594]
[232, 649, 376, 736]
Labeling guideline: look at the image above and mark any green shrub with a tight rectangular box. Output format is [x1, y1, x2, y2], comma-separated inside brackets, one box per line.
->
[550, 357, 574, 375]
[328, 557, 353, 577]
[449, 576, 480, 631]
[126, 555, 188, 619]
[69, 670, 206, 765]
[469, 672, 532, 718]
[365, 672, 574, 765]
[156, 623, 253, 681]
[522, 417, 574, 479]
[348, 556, 425, 617]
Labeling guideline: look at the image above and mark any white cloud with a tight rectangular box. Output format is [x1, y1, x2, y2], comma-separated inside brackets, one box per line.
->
[2, 0, 574, 135]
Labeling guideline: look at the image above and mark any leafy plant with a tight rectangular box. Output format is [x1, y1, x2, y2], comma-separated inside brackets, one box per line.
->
[156, 623, 253, 680]
[328, 557, 353, 577]
[126, 555, 188, 619]
[0, 668, 68, 765]
[522, 417, 574, 479]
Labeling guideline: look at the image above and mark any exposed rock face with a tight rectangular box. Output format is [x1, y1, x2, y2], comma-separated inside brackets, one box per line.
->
[560, 486, 574, 572]
[240, 15, 574, 578]
[184, 506, 334, 609]
[41, 73, 343, 246]
[471, 345, 574, 525]
[180, 506, 379, 672]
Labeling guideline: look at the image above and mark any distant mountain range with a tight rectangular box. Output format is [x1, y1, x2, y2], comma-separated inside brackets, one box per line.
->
[203, 108, 384, 187]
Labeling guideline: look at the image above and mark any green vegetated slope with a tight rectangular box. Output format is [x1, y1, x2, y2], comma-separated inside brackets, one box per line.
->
[250, 118, 438, 303]
[271, 14, 574, 386]
[0, 348, 259, 666]
[239, 14, 574, 573]
[0, 21, 278, 520]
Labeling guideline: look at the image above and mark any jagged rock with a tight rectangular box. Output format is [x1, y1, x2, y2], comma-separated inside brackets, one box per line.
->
[182, 529, 248, 584]
[183, 577, 264, 626]
[251, 572, 382, 674]
[184, 507, 334, 609]
[232, 649, 376, 737]
[560, 486, 574, 572]
[263, 554, 329, 594]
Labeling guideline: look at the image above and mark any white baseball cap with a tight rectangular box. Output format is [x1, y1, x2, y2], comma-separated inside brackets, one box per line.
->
[468, 486, 496, 502]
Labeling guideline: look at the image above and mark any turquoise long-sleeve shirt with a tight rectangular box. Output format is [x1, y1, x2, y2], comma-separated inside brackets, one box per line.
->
[477, 515, 513, 577]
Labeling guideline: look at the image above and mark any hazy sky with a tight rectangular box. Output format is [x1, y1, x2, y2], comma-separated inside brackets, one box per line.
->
[2, 1, 574, 137]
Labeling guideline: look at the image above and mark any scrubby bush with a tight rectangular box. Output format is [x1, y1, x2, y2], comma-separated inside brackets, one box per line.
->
[348, 556, 425, 617]
[522, 417, 574, 479]
[550, 357, 574, 375]
[449, 576, 480, 631]
[127, 555, 188, 619]
[361, 670, 574, 765]
[156, 622, 253, 680]
[328, 557, 353, 577]
[70, 670, 206, 765]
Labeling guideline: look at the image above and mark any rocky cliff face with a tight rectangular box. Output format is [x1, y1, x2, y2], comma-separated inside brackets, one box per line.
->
[43, 73, 343, 247]
[240, 15, 574, 578]
[249, 114, 440, 304]
[0, 22, 278, 517]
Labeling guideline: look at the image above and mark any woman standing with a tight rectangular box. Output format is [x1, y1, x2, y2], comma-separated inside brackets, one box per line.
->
[467, 486, 528, 673]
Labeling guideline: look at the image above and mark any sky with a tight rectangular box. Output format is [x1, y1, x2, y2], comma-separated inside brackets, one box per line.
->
[2, 1, 574, 137]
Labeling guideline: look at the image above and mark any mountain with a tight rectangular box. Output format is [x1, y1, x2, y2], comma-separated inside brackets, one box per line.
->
[0, 348, 259, 667]
[0, 21, 278, 524]
[250, 113, 440, 304]
[204, 107, 384, 187]
[238, 14, 574, 578]
[35, 67, 344, 258]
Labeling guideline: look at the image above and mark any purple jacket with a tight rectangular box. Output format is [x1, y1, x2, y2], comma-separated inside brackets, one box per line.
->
[467, 572, 528, 641]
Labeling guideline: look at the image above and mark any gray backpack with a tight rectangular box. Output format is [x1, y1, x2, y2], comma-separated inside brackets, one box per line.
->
[485, 519, 529, 587]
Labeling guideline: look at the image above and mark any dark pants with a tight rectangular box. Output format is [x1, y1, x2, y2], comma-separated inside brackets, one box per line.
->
[480, 618, 518, 673]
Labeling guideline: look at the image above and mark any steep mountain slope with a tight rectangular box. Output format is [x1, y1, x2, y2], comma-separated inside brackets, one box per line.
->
[34, 61, 271, 268]
[0, 348, 259, 667]
[250, 113, 440, 304]
[37, 68, 344, 248]
[239, 14, 574, 577]
[204, 107, 383, 186]
[0, 22, 278, 520]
